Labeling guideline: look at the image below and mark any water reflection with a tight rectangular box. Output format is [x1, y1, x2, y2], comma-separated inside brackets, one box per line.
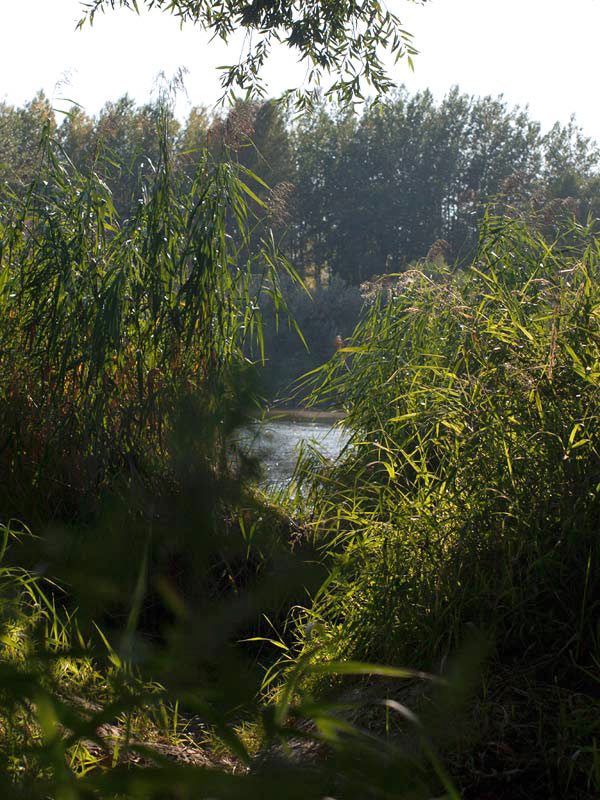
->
[240, 418, 349, 487]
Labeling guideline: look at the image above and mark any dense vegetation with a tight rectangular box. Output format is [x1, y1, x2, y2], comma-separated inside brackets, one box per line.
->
[3, 87, 600, 284]
[2, 106, 599, 796]
[1, 3, 599, 796]
[3, 86, 600, 400]
[292, 217, 600, 796]
[0, 101, 461, 798]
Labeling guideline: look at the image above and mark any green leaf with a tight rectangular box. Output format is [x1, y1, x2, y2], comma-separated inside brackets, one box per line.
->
[308, 660, 443, 683]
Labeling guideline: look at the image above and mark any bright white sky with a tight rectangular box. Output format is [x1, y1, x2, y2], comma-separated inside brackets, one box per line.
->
[1, 0, 599, 138]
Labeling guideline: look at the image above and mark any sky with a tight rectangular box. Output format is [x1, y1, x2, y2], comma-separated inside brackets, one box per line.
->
[1, 0, 600, 138]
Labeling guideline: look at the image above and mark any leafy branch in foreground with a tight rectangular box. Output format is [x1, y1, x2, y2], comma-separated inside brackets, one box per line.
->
[78, 0, 421, 107]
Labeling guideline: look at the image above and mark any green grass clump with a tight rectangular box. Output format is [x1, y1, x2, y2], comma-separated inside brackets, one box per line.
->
[291, 215, 600, 796]
[0, 518, 461, 799]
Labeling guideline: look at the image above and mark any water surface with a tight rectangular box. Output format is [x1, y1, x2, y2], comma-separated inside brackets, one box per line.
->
[241, 417, 349, 486]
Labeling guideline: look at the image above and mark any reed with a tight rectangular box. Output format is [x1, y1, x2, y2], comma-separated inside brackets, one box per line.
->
[0, 107, 460, 800]
[0, 109, 299, 523]
[288, 214, 600, 795]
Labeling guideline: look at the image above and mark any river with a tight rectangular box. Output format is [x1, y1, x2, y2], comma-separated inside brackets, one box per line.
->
[240, 416, 349, 487]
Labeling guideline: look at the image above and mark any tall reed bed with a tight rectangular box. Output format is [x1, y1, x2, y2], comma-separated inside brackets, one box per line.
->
[292, 216, 600, 795]
[0, 113, 459, 800]
[0, 113, 297, 523]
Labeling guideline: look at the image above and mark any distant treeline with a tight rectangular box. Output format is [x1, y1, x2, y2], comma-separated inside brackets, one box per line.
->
[2, 87, 599, 286]
[3, 88, 599, 402]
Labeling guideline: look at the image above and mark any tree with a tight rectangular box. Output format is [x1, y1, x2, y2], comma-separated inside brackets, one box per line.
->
[57, 105, 96, 170]
[79, 0, 422, 108]
[177, 104, 212, 179]
[289, 87, 600, 284]
[291, 101, 357, 282]
[94, 95, 180, 217]
[0, 91, 56, 188]
[60, 95, 181, 218]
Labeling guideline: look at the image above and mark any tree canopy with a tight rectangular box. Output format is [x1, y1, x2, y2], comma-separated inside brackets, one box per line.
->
[79, 0, 421, 106]
[3, 86, 599, 287]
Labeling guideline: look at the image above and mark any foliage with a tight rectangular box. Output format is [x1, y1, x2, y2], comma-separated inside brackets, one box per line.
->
[2, 1, 599, 791]
[0, 86, 458, 800]
[255, 273, 363, 403]
[79, 0, 420, 108]
[291, 88, 600, 283]
[291, 216, 600, 796]
[0, 106, 297, 523]
[4, 87, 600, 294]
[0, 92, 56, 189]
[0, 468, 460, 799]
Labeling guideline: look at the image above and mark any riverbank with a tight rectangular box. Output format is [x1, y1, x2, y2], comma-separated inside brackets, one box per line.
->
[262, 408, 346, 423]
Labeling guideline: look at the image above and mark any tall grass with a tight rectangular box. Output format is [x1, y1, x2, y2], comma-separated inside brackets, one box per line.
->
[0, 109, 462, 799]
[291, 214, 600, 796]
[0, 110, 297, 523]
[0, 518, 462, 799]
